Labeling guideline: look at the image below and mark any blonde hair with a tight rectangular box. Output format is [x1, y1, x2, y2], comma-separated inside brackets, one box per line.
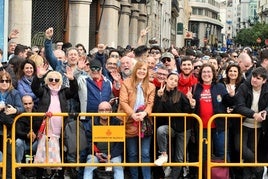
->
[44, 71, 63, 86]
[130, 61, 150, 95]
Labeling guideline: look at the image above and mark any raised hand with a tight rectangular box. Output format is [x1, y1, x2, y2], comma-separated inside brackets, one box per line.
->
[8, 29, 19, 39]
[65, 66, 74, 80]
[157, 82, 166, 97]
[110, 70, 121, 82]
[37, 64, 49, 78]
[77, 59, 87, 70]
[226, 84, 235, 97]
[171, 44, 179, 57]
[45, 27, 54, 40]
[140, 27, 150, 37]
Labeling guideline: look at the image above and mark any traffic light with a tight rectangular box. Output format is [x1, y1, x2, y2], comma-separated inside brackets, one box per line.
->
[131, 0, 147, 4]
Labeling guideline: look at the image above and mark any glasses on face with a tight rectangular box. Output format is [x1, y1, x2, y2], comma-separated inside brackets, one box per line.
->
[0, 80, 11, 83]
[110, 55, 119, 58]
[107, 62, 118, 66]
[232, 56, 238, 58]
[194, 65, 202, 70]
[98, 108, 112, 112]
[90, 67, 101, 72]
[151, 50, 160, 54]
[157, 72, 168, 76]
[161, 58, 171, 63]
[48, 78, 60, 83]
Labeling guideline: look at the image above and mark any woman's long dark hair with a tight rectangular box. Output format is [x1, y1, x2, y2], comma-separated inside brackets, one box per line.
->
[161, 73, 181, 103]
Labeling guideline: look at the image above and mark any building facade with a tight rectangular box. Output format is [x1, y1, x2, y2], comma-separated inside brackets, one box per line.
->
[188, 0, 224, 48]
[7, 0, 183, 52]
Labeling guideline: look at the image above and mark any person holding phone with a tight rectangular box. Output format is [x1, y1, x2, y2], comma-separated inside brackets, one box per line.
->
[235, 67, 268, 178]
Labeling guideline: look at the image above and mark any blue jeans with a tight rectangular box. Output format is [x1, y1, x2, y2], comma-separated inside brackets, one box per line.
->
[126, 136, 151, 179]
[16, 138, 38, 163]
[157, 125, 191, 179]
[83, 155, 124, 179]
[203, 129, 228, 160]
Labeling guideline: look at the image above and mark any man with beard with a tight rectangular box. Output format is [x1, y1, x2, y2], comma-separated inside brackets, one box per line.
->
[119, 56, 134, 80]
[178, 56, 198, 95]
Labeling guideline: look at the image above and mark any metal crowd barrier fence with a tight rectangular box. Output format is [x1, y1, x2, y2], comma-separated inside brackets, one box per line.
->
[8, 112, 203, 179]
[0, 125, 8, 178]
[207, 113, 268, 179]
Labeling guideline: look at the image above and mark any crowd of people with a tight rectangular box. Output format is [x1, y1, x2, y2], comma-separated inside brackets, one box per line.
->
[0, 27, 268, 179]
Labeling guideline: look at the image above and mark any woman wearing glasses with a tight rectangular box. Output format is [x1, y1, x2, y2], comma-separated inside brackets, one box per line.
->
[0, 71, 24, 178]
[31, 66, 78, 179]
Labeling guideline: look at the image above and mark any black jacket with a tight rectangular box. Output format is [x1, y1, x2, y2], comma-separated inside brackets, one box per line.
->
[235, 80, 268, 132]
[153, 89, 193, 132]
[31, 75, 78, 128]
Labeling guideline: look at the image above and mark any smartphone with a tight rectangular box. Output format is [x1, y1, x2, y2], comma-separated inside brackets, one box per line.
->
[261, 111, 267, 120]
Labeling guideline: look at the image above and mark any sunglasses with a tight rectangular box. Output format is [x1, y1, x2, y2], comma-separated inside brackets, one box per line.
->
[232, 56, 238, 58]
[0, 80, 11, 83]
[48, 78, 60, 83]
[161, 58, 171, 63]
[194, 65, 202, 69]
[90, 67, 101, 71]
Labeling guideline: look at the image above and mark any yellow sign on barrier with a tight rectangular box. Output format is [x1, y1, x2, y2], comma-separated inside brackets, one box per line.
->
[93, 126, 125, 142]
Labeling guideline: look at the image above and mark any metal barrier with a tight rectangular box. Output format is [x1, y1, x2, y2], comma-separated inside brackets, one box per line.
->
[8, 112, 203, 179]
[0, 125, 8, 178]
[207, 113, 268, 179]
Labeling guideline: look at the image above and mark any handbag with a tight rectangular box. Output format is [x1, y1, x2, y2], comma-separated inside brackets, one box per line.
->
[135, 105, 153, 138]
[140, 116, 153, 137]
[34, 112, 61, 167]
[34, 134, 61, 164]
[211, 158, 229, 179]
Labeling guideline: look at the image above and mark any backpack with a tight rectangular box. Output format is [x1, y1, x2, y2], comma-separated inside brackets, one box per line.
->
[64, 120, 88, 154]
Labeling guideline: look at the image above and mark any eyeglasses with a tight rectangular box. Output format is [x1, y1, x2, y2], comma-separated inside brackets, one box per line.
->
[151, 50, 160, 54]
[232, 56, 238, 58]
[157, 72, 168, 76]
[90, 67, 101, 71]
[194, 65, 202, 70]
[48, 78, 60, 83]
[0, 80, 11, 83]
[161, 58, 171, 63]
[98, 108, 112, 112]
[110, 55, 119, 58]
[107, 62, 118, 66]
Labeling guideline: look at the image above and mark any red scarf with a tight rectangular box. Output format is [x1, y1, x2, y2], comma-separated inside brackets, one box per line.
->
[178, 73, 198, 95]
[153, 78, 162, 88]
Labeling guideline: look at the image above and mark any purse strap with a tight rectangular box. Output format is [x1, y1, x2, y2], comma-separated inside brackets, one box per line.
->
[37, 112, 53, 139]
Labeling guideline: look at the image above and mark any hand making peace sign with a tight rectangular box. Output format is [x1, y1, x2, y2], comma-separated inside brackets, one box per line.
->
[157, 82, 166, 97]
